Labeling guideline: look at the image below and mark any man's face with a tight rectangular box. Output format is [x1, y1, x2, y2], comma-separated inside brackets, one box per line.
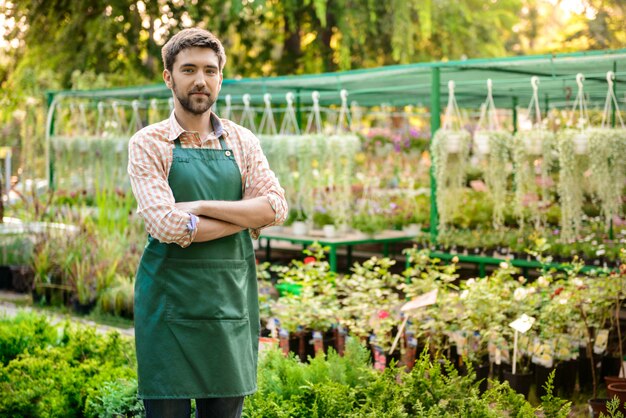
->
[164, 47, 223, 115]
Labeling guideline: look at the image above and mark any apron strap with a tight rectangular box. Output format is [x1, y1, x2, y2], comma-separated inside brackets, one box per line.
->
[173, 137, 183, 148]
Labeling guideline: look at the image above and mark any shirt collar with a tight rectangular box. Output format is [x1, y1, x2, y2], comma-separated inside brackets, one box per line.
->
[167, 110, 226, 141]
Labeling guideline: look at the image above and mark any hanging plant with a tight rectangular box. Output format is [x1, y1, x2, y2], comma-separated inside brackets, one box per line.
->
[478, 130, 512, 229]
[473, 79, 512, 229]
[431, 129, 471, 231]
[557, 129, 589, 240]
[431, 80, 471, 232]
[512, 129, 557, 230]
[588, 128, 626, 227]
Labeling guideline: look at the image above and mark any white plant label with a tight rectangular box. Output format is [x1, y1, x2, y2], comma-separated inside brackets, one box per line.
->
[509, 314, 535, 334]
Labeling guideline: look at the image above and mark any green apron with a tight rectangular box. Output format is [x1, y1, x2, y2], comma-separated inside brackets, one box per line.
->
[135, 136, 259, 399]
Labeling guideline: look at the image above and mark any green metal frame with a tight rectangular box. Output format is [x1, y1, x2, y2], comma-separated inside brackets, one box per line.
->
[45, 48, 625, 271]
[259, 230, 417, 272]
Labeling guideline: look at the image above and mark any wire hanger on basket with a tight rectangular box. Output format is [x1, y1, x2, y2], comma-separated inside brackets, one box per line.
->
[279, 92, 300, 135]
[259, 93, 278, 135]
[335, 89, 351, 134]
[239, 94, 257, 133]
[305, 91, 323, 134]
[476, 79, 500, 132]
[350, 100, 362, 132]
[442, 80, 464, 131]
[568, 73, 589, 129]
[222, 94, 232, 121]
[601, 71, 625, 129]
[526, 76, 543, 129]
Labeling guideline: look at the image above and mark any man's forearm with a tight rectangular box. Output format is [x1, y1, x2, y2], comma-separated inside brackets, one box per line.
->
[196, 197, 276, 229]
[193, 216, 246, 242]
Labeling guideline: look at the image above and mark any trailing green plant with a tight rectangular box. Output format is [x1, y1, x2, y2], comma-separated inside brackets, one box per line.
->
[430, 129, 472, 231]
[481, 131, 513, 229]
[512, 129, 557, 230]
[557, 128, 590, 240]
[260, 134, 360, 227]
[587, 128, 626, 228]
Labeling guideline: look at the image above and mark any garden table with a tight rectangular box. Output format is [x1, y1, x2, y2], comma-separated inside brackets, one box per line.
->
[259, 227, 418, 272]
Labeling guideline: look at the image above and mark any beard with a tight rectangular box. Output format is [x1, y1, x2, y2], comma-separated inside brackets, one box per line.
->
[172, 79, 216, 115]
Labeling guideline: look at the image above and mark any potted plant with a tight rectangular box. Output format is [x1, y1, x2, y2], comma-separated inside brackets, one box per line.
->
[557, 128, 589, 240]
[270, 244, 340, 360]
[512, 129, 557, 230]
[430, 129, 472, 231]
[587, 128, 626, 229]
[335, 256, 404, 365]
[479, 131, 513, 229]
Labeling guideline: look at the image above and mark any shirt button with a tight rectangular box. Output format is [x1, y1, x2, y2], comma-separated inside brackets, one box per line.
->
[225, 150, 232, 157]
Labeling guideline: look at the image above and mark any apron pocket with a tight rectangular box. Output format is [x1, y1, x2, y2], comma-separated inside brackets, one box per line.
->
[164, 318, 256, 396]
[164, 259, 249, 321]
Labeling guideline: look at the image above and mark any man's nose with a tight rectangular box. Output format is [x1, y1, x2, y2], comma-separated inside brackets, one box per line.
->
[193, 74, 206, 86]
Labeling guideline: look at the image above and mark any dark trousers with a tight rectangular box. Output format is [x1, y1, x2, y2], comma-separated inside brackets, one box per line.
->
[143, 397, 244, 418]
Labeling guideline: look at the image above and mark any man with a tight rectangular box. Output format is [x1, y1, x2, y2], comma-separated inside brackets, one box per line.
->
[128, 28, 287, 418]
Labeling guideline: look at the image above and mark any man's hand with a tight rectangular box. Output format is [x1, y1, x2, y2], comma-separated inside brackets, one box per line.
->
[244, 177, 271, 200]
[175, 201, 204, 215]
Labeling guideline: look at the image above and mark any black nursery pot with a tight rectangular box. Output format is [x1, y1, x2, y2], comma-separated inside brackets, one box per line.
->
[556, 359, 577, 398]
[0, 266, 12, 290]
[503, 370, 533, 398]
[534, 365, 554, 399]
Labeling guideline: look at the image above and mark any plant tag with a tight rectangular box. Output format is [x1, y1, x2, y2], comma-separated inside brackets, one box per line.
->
[509, 314, 535, 334]
[401, 289, 438, 312]
[593, 329, 609, 355]
[531, 339, 554, 368]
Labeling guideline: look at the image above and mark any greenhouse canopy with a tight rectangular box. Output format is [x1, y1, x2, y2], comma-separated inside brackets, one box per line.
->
[47, 48, 626, 110]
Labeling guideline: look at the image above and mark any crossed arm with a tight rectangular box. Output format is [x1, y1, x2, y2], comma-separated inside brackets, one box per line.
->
[175, 196, 276, 243]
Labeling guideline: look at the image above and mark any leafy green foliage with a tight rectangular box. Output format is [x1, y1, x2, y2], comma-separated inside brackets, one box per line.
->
[0, 312, 58, 365]
[0, 313, 137, 418]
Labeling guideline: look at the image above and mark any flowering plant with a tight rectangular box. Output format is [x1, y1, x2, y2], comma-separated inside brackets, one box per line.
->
[270, 244, 340, 333]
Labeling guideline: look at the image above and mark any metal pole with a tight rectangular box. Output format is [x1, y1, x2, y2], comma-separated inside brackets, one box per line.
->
[46, 91, 56, 190]
[612, 61, 617, 128]
[296, 88, 302, 132]
[610, 61, 617, 240]
[429, 67, 441, 244]
[512, 96, 518, 134]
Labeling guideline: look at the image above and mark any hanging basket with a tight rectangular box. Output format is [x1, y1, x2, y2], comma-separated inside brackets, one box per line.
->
[524, 134, 543, 155]
[444, 132, 463, 154]
[573, 132, 589, 155]
[473, 132, 491, 155]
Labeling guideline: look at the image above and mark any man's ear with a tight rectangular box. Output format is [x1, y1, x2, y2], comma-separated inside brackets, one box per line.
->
[163, 69, 173, 89]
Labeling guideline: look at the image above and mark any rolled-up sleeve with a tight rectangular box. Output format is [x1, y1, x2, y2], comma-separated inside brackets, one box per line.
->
[128, 133, 197, 247]
[244, 138, 288, 239]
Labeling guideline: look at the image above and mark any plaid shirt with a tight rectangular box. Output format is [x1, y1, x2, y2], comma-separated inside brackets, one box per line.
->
[128, 111, 287, 247]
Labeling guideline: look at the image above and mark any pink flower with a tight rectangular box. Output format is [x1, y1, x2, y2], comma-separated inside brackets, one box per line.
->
[378, 310, 390, 319]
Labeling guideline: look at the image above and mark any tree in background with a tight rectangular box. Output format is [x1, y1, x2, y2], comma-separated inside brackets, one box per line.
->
[0, 0, 624, 180]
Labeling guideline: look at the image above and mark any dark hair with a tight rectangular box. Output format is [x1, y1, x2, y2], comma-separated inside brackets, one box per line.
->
[161, 28, 227, 72]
